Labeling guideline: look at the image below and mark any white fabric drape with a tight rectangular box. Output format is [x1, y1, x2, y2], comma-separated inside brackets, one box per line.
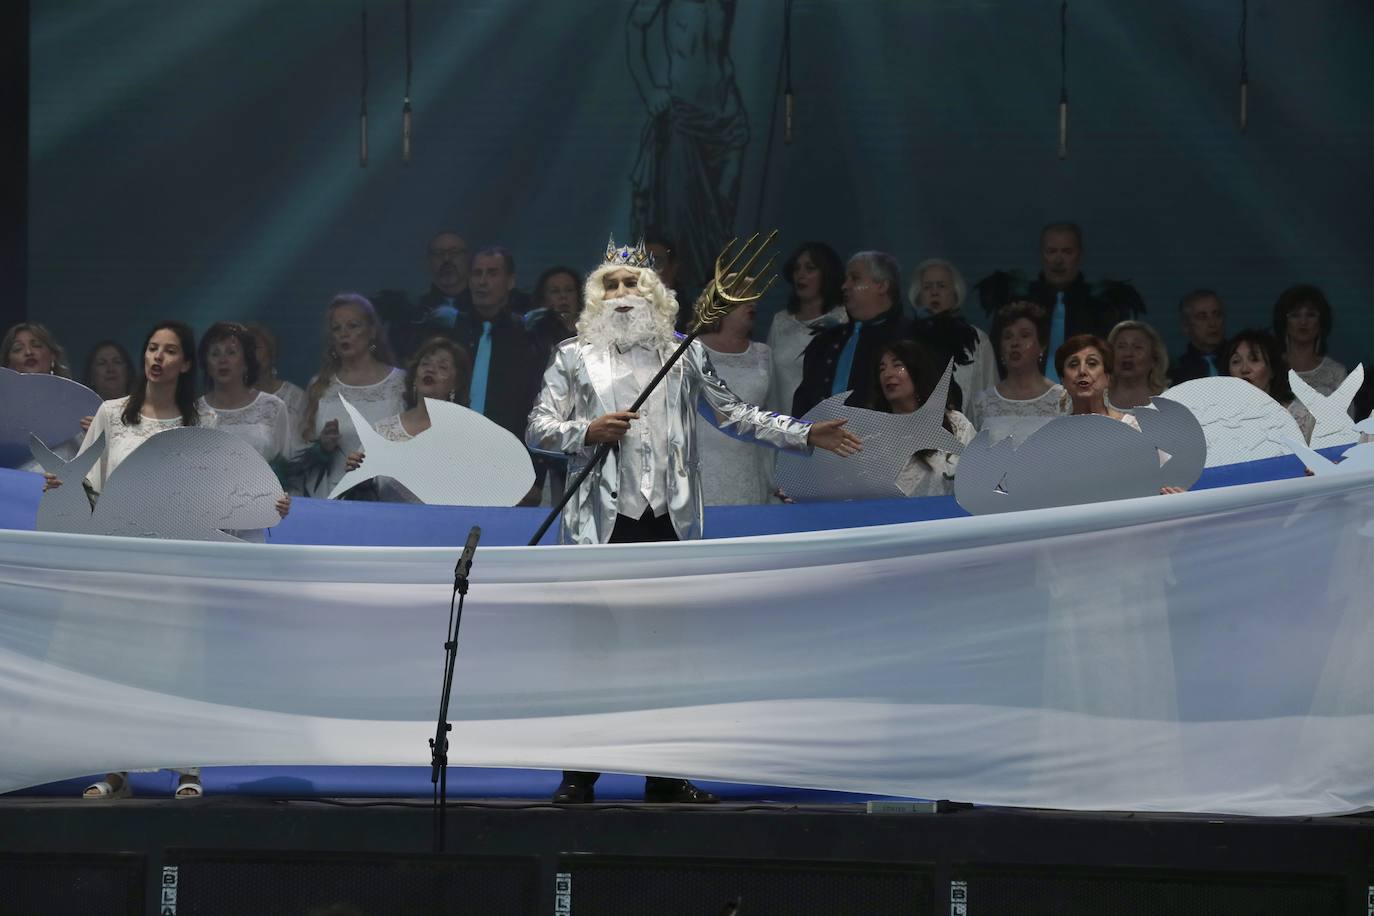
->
[2, 470, 1373, 815]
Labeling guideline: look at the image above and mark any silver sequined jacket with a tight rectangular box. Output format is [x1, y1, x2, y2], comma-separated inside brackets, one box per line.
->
[526, 337, 813, 544]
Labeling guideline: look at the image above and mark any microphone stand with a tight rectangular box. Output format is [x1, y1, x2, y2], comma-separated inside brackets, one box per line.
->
[431, 525, 480, 853]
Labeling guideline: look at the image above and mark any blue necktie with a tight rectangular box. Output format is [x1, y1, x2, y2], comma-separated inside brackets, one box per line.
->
[1203, 353, 1218, 377]
[831, 321, 864, 396]
[431, 299, 458, 329]
[1045, 291, 1066, 382]
[470, 321, 492, 414]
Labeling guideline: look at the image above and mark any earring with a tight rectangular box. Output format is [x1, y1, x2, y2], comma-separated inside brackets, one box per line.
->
[329, 347, 338, 361]
[243, 371, 250, 386]
[369, 342, 377, 354]
[448, 389, 457, 402]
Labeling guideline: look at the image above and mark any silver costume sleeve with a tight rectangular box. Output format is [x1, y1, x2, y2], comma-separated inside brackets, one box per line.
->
[525, 344, 592, 455]
[689, 341, 812, 453]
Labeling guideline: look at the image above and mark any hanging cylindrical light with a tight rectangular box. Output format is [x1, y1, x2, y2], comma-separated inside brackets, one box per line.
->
[359, 4, 369, 167]
[1058, 1, 1069, 159]
[1239, 0, 1249, 132]
[401, 0, 413, 165]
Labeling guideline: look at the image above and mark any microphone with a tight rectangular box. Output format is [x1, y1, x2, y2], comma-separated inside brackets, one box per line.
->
[454, 525, 481, 583]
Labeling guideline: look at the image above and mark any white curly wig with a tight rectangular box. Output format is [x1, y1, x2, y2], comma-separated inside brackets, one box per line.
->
[578, 262, 681, 348]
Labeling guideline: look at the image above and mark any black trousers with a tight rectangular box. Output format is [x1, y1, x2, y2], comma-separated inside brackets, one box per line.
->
[564, 510, 679, 791]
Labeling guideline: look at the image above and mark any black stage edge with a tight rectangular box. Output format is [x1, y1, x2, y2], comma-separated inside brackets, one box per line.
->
[0, 0, 27, 329]
[2, 797, 1372, 915]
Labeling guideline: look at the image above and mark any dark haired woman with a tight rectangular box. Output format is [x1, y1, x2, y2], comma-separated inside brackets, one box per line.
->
[966, 301, 1068, 439]
[299, 293, 404, 498]
[196, 322, 292, 472]
[870, 340, 974, 496]
[765, 242, 848, 413]
[344, 337, 473, 503]
[524, 266, 584, 363]
[83, 340, 134, 401]
[245, 323, 307, 436]
[52, 321, 214, 800]
[1223, 328, 1314, 441]
[72, 321, 214, 495]
[1273, 284, 1346, 395]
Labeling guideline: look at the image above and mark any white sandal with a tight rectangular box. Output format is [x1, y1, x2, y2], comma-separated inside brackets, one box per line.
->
[83, 772, 131, 799]
[174, 774, 203, 799]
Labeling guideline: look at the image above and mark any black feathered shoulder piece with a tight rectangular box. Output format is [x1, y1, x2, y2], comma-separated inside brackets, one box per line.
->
[911, 313, 980, 367]
[973, 270, 1025, 318]
[1094, 278, 1147, 319]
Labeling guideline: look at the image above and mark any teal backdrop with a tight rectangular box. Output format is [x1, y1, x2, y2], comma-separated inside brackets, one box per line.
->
[27, 0, 1374, 386]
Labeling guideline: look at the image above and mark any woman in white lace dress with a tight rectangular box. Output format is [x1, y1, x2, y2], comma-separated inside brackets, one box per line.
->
[196, 322, 292, 468]
[967, 301, 1069, 442]
[698, 299, 775, 505]
[1273, 284, 1347, 396]
[299, 294, 405, 498]
[765, 242, 847, 414]
[49, 322, 215, 800]
[345, 337, 473, 503]
[869, 340, 975, 497]
[246, 323, 307, 435]
[1223, 328, 1315, 441]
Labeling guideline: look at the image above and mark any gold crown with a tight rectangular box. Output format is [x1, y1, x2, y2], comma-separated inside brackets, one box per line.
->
[603, 235, 656, 269]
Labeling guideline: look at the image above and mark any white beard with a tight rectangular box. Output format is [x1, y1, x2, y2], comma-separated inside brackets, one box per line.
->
[580, 296, 676, 351]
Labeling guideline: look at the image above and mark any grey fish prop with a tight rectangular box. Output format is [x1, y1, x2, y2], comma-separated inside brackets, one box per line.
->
[775, 359, 963, 501]
[954, 397, 1204, 515]
[1158, 376, 1305, 467]
[30, 427, 284, 542]
[326, 396, 536, 506]
[0, 367, 102, 468]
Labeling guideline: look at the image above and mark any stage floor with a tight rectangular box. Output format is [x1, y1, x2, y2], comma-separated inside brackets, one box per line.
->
[3, 795, 1372, 915]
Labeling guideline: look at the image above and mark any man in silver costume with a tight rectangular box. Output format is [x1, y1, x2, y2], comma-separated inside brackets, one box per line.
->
[525, 237, 860, 803]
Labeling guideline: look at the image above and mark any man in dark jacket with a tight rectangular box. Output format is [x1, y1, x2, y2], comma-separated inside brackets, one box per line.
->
[1170, 289, 1228, 383]
[792, 250, 908, 416]
[1025, 223, 1142, 380]
[449, 246, 542, 445]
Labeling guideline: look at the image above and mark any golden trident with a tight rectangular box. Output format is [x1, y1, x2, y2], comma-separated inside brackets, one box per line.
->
[688, 230, 781, 334]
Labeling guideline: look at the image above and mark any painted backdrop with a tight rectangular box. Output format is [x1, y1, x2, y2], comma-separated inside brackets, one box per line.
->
[28, 0, 1374, 384]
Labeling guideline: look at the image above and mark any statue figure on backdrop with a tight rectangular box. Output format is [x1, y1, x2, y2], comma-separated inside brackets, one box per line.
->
[627, 0, 750, 295]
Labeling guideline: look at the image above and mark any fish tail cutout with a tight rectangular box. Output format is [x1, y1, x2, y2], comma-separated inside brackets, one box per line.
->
[1283, 436, 1338, 476]
[1331, 363, 1364, 411]
[1290, 364, 1362, 418]
[324, 397, 389, 499]
[31, 432, 104, 530]
[1291, 363, 1363, 446]
[30, 431, 104, 481]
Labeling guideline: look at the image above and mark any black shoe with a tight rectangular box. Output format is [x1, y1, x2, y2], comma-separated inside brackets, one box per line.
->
[553, 776, 595, 804]
[643, 778, 719, 804]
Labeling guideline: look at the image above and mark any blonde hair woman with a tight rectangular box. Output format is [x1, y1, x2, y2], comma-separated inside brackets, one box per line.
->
[298, 294, 404, 497]
[1106, 320, 1169, 409]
